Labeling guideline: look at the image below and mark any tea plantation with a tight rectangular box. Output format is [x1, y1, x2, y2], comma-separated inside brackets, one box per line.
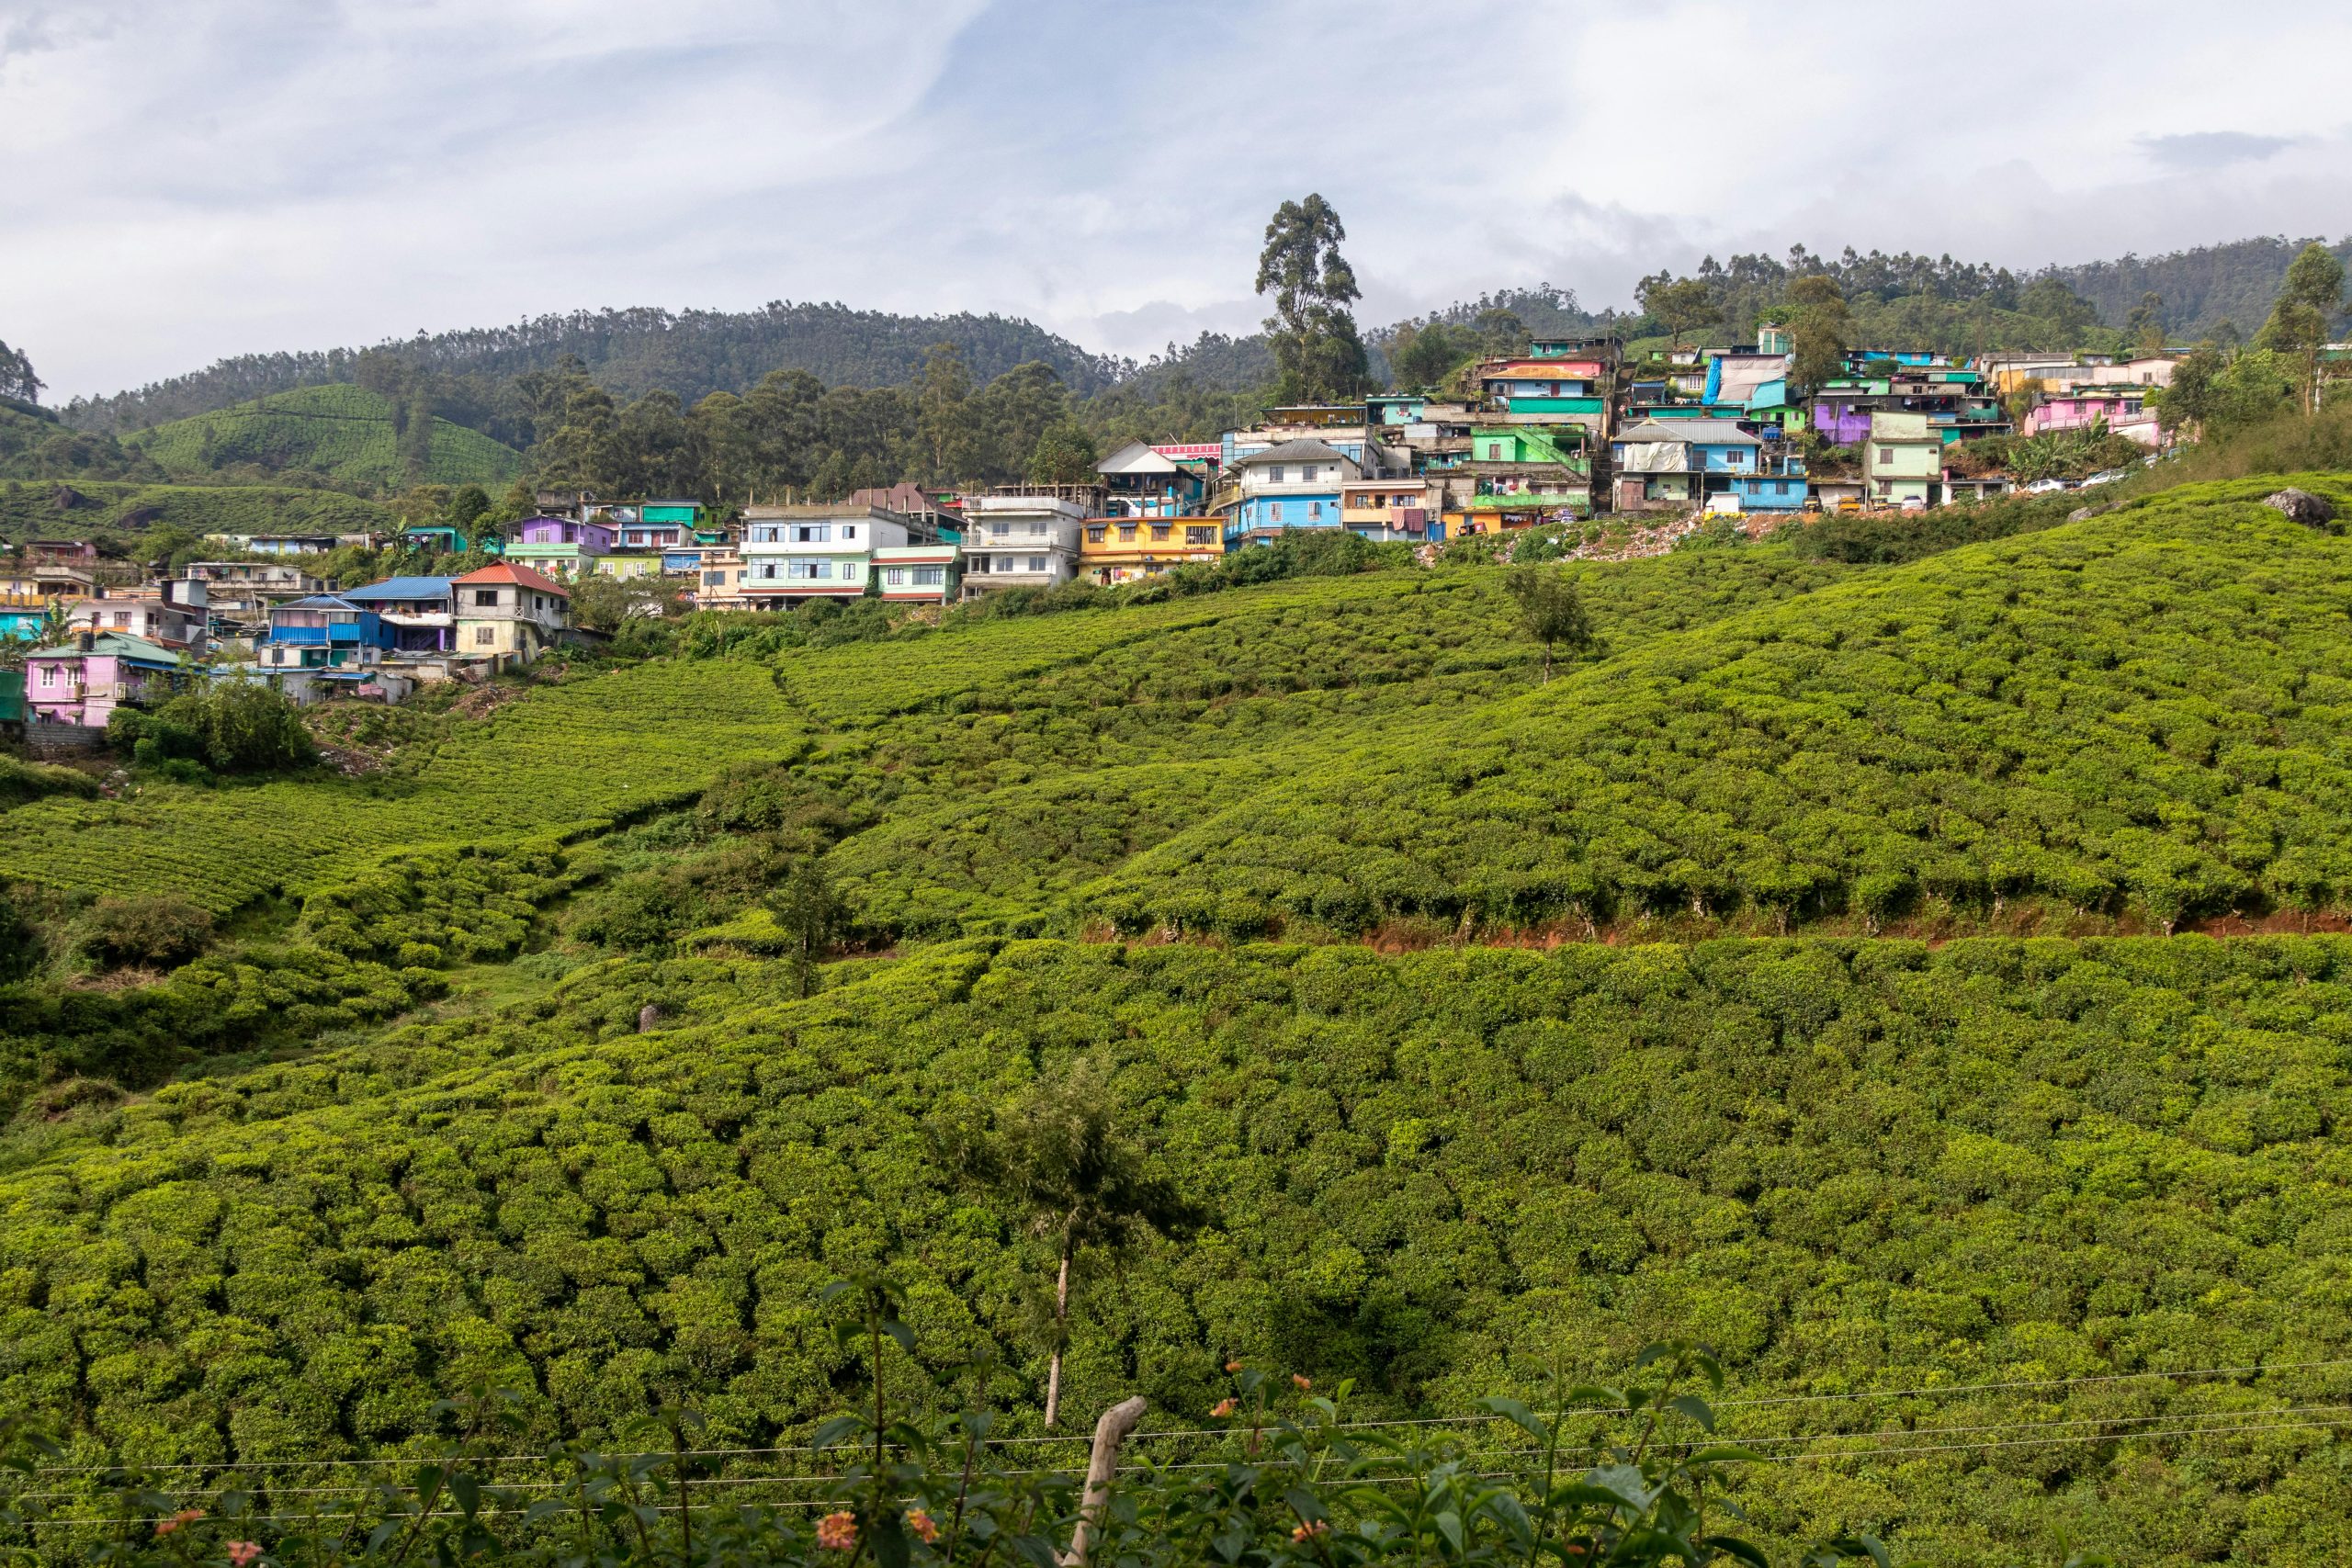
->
[7, 479, 2352, 1565]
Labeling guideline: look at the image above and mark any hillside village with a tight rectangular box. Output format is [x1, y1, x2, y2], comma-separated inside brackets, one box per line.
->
[0, 333, 2235, 730]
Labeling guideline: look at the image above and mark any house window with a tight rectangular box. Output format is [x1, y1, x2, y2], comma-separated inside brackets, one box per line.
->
[474, 626, 495, 646]
[1150, 524, 1170, 541]
[1878, 447, 1895, 464]
[793, 525, 831, 544]
[788, 559, 833, 580]
[1270, 502, 1283, 523]
[884, 568, 906, 586]
[1308, 502, 1323, 520]
[1876, 479, 1893, 496]
[1268, 466, 1285, 483]
[1086, 526, 1106, 544]
[473, 589, 499, 606]
[38, 666, 56, 688]
[989, 523, 1009, 536]
[1026, 556, 1048, 573]
[841, 525, 857, 540]
[1185, 525, 1214, 545]
[704, 570, 724, 586]
[1118, 524, 1137, 541]
[913, 566, 944, 586]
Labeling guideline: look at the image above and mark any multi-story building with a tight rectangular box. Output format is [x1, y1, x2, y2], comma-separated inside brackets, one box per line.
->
[1861, 412, 1944, 506]
[1096, 441, 1212, 517]
[341, 576, 458, 656]
[1339, 479, 1436, 541]
[260, 594, 398, 670]
[1221, 440, 1363, 544]
[64, 580, 209, 654]
[1813, 367, 2007, 447]
[1610, 419, 1770, 513]
[740, 503, 936, 605]
[25, 631, 187, 728]
[453, 563, 571, 665]
[601, 500, 706, 552]
[1458, 426, 1594, 530]
[506, 515, 618, 581]
[1080, 517, 1223, 583]
[956, 494, 1087, 597]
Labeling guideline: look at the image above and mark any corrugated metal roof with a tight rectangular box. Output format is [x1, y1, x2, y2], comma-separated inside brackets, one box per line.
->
[1611, 419, 1761, 445]
[344, 576, 454, 600]
[1234, 438, 1353, 465]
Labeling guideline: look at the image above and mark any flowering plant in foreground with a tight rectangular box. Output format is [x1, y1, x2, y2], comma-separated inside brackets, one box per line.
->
[0, 1271, 1948, 1568]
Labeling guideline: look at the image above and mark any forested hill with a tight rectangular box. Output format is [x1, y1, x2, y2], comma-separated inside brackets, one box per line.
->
[62, 301, 1120, 435]
[2052, 235, 2352, 342]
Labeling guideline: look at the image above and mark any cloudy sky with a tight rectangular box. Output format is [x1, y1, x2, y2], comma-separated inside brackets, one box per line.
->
[6, 0, 2350, 400]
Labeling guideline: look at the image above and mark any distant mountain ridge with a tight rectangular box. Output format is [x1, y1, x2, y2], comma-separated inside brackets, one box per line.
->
[64, 302, 1122, 435]
[53, 233, 2346, 436]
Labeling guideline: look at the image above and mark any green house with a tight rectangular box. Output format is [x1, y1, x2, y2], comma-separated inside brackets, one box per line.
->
[1468, 427, 1590, 473]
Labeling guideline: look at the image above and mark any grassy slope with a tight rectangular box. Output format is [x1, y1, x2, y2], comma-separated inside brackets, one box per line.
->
[5, 936, 2350, 1566]
[1, 661, 803, 911]
[128, 384, 524, 489]
[1080, 476, 2352, 940]
[0, 478, 394, 541]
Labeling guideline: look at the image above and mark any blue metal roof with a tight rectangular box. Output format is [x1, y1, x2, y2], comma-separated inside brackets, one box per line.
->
[343, 576, 453, 601]
[281, 594, 366, 611]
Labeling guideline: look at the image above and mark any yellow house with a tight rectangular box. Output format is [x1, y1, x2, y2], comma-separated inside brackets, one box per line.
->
[1340, 479, 1434, 538]
[452, 563, 570, 666]
[1079, 516, 1223, 584]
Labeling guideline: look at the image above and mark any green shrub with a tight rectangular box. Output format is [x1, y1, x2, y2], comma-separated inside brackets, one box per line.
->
[0, 754, 97, 808]
[80, 894, 214, 970]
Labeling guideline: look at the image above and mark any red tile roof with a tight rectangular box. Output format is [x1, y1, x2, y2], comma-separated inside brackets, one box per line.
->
[452, 561, 571, 596]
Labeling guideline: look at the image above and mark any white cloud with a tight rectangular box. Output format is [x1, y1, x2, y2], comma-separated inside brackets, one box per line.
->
[5, 0, 2350, 400]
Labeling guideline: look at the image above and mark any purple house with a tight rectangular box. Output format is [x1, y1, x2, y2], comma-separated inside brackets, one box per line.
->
[506, 515, 616, 580]
[26, 631, 187, 728]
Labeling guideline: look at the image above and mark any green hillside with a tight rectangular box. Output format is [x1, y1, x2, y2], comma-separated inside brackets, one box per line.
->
[0, 477, 394, 542]
[127, 383, 524, 488]
[11, 479, 2352, 1563]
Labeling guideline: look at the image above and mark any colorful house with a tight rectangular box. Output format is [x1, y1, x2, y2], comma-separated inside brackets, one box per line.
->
[1339, 479, 1437, 540]
[1096, 441, 1211, 518]
[1815, 368, 2007, 447]
[1080, 517, 1223, 583]
[400, 524, 502, 555]
[2022, 389, 2163, 445]
[1610, 419, 1768, 512]
[260, 594, 397, 669]
[1464, 426, 1593, 523]
[453, 563, 571, 665]
[506, 515, 618, 581]
[740, 503, 938, 604]
[605, 501, 705, 552]
[25, 632, 187, 728]
[1861, 412, 1943, 506]
[1223, 439, 1363, 543]
[872, 543, 962, 603]
[341, 576, 456, 654]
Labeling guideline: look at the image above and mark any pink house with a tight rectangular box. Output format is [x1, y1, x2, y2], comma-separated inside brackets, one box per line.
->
[2023, 389, 2164, 446]
[25, 630, 188, 728]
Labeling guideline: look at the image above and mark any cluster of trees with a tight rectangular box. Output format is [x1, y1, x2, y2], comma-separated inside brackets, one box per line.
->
[0, 337, 40, 406]
[2154, 243, 2349, 436]
[520, 346, 1101, 500]
[6, 932, 2350, 1564]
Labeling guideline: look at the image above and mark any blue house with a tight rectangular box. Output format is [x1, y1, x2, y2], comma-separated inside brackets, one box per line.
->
[341, 576, 456, 653]
[261, 594, 398, 669]
[1220, 439, 1362, 544]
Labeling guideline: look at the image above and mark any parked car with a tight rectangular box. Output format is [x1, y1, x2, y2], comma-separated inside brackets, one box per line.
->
[2025, 478, 2071, 494]
[2080, 469, 2127, 487]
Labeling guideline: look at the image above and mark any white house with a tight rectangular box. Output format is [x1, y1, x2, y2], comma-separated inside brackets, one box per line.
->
[956, 494, 1086, 598]
[740, 504, 925, 605]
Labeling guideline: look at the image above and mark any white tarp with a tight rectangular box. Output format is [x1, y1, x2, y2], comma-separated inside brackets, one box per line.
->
[1618, 441, 1689, 474]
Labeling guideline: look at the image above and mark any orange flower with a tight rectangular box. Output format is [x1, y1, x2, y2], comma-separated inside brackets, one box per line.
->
[1291, 1519, 1330, 1542]
[1211, 1397, 1238, 1417]
[1225, 1359, 1244, 1372]
[154, 1509, 204, 1539]
[1292, 1374, 1312, 1392]
[816, 1511, 859, 1551]
[227, 1544, 263, 1567]
[907, 1509, 941, 1545]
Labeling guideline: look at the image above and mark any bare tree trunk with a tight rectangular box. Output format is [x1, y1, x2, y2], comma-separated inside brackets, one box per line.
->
[1060, 1395, 1148, 1568]
[1045, 1242, 1072, 1429]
